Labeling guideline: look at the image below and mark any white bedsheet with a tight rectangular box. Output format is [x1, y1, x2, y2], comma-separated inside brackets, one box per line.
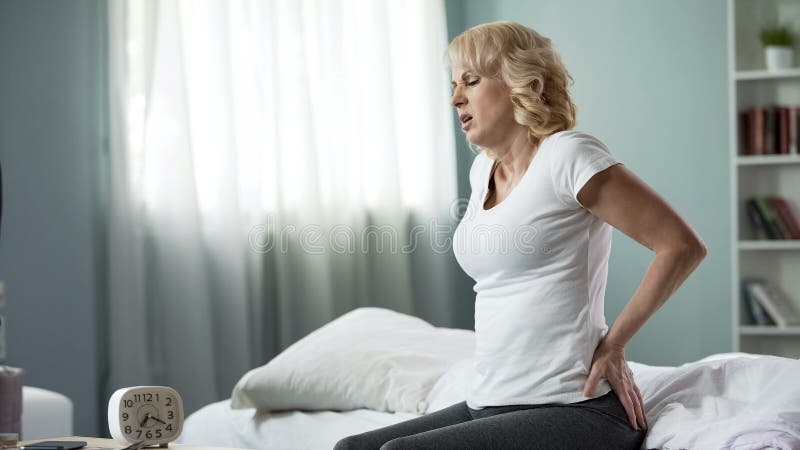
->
[633, 353, 800, 450]
[177, 399, 420, 450]
[179, 353, 800, 450]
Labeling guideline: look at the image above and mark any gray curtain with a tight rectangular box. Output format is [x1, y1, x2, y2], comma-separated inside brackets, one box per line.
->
[106, 0, 461, 416]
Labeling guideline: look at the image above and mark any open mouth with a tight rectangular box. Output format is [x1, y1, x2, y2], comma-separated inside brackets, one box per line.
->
[460, 114, 473, 124]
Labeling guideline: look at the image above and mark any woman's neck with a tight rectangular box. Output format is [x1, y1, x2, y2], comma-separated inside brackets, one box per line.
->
[490, 129, 539, 180]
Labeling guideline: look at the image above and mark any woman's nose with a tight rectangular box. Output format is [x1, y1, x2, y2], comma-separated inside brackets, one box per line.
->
[450, 90, 465, 108]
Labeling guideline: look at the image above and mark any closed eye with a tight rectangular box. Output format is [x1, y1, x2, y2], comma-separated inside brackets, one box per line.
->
[450, 78, 480, 95]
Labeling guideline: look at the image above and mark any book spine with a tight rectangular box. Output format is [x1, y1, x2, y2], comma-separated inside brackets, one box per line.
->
[781, 107, 790, 154]
[767, 197, 793, 239]
[750, 292, 775, 326]
[747, 281, 783, 326]
[765, 283, 800, 325]
[740, 109, 752, 155]
[743, 280, 775, 325]
[768, 105, 776, 154]
[741, 280, 766, 325]
[780, 107, 789, 155]
[753, 106, 764, 155]
[750, 281, 800, 327]
[745, 198, 769, 239]
[790, 106, 798, 154]
[754, 197, 783, 239]
[769, 106, 775, 154]
[771, 196, 800, 239]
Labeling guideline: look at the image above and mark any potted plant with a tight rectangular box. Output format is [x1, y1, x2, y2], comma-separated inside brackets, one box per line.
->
[760, 25, 794, 71]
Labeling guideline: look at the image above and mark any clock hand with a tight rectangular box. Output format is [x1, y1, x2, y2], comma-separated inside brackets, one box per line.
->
[151, 416, 167, 425]
[140, 413, 150, 427]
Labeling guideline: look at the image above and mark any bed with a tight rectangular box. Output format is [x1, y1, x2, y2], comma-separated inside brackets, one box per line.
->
[175, 309, 800, 450]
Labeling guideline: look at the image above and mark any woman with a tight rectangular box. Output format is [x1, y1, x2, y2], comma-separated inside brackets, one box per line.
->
[335, 21, 706, 450]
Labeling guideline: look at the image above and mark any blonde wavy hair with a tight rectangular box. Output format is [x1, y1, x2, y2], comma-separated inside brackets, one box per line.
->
[446, 21, 577, 156]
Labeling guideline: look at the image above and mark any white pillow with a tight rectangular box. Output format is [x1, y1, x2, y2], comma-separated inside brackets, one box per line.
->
[424, 358, 475, 413]
[230, 307, 475, 414]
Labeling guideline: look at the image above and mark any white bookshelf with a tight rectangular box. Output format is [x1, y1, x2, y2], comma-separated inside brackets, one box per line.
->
[740, 325, 800, 336]
[738, 240, 800, 250]
[735, 154, 800, 165]
[735, 68, 800, 80]
[729, 0, 800, 359]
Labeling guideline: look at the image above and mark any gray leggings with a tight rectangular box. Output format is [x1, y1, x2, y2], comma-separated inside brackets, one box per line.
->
[333, 391, 646, 450]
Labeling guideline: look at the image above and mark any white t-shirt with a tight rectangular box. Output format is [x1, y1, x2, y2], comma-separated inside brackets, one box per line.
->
[453, 130, 621, 409]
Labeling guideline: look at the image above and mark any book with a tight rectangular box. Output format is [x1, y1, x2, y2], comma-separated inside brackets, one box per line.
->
[780, 106, 790, 154]
[753, 197, 783, 239]
[745, 199, 770, 239]
[739, 110, 751, 155]
[747, 280, 800, 327]
[767, 197, 793, 239]
[741, 279, 773, 325]
[753, 106, 765, 155]
[739, 105, 800, 155]
[771, 105, 778, 154]
[769, 196, 800, 239]
[790, 107, 797, 154]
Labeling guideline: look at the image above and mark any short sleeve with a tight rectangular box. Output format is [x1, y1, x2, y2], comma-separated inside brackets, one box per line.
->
[549, 132, 621, 209]
[468, 151, 491, 191]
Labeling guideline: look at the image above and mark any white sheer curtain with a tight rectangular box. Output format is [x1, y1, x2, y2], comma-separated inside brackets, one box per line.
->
[106, 0, 459, 415]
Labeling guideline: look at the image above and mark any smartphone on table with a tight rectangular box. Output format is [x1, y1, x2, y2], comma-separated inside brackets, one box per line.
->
[20, 441, 87, 450]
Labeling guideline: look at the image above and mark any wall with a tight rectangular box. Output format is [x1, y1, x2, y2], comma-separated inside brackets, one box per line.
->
[0, 0, 106, 436]
[0, 3, 732, 438]
[445, 0, 731, 365]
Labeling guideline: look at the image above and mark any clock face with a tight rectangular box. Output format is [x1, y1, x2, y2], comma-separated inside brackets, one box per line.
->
[110, 386, 183, 444]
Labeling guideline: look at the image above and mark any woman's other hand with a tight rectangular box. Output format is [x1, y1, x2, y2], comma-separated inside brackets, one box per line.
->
[583, 337, 647, 431]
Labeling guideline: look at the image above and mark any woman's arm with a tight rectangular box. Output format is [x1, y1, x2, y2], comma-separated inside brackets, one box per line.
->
[578, 163, 707, 348]
[576, 163, 707, 431]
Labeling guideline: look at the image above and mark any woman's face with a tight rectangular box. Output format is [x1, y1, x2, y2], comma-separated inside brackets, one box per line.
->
[450, 67, 518, 149]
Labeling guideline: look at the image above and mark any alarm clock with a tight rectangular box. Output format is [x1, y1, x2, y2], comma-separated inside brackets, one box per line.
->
[108, 386, 184, 447]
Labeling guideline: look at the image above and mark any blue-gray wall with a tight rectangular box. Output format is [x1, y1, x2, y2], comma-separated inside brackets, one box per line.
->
[0, 0, 106, 436]
[445, 0, 731, 366]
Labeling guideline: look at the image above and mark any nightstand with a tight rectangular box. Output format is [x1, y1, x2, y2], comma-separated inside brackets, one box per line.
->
[17, 437, 251, 450]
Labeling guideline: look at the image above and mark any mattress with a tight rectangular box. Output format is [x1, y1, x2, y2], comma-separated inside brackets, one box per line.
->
[177, 399, 420, 450]
[178, 352, 800, 450]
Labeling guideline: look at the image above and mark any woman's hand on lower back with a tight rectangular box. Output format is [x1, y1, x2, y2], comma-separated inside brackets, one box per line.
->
[583, 337, 647, 431]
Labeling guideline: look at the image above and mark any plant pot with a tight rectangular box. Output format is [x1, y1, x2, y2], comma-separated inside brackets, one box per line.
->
[765, 46, 793, 71]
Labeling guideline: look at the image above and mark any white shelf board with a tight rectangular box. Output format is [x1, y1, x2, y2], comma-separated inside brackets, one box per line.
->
[740, 326, 800, 336]
[735, 68, 800, 81]
[736, 155, 800, 165]
[738, 240, 800, 251]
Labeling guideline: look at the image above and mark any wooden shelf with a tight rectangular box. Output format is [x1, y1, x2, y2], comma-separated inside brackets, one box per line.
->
[736, 155, 800, 166]
[735, 68, 800, 81]
[738, 240, 800, 251]
[740, 326, 800, 336]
